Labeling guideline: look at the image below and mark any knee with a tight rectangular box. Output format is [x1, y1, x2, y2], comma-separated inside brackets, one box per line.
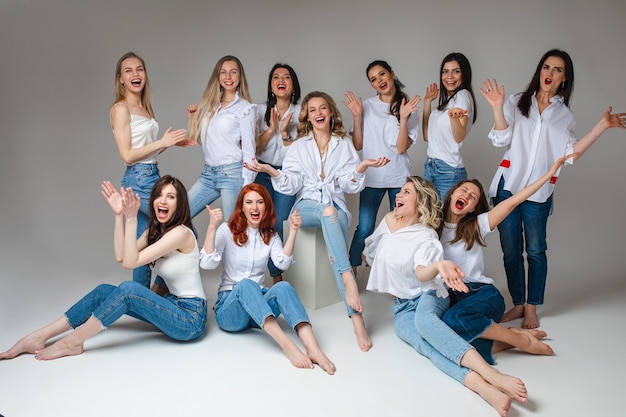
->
[322, 205, 337, 217]
[237, 279, 258, 291]
[271, 281, 296, 297]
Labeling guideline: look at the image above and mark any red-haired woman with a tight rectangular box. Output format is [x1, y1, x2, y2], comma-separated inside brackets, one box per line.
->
[199, 183, 335, 374]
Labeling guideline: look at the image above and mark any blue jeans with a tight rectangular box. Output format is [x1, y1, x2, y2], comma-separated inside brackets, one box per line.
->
[348, 187, 399, 267]
[293, 199, 357, 316]
[443, 283, 505, 365]
[424, 157, 467, 202]
[121, 163, 160, 287]
[65, 281, 207, 341]
[393, 291, 472, 384]
[214, 279, 310, 331]
[255, 168, 297, 277]
[492, 177, 552, 306]
[188, 162, 244, 221]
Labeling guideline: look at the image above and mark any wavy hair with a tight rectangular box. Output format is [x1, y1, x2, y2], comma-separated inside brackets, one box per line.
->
[517, 49, 574, 117]
[405, 176, 442, 230]
[366, 60, 408, 122]
[437, 52, 477, 123]
[188, 55, 252, 141]
[264, 63, 301, 126]
[437, 179, 490, 249]
[146, 175, 193, 248]
[228, 183, 276, 247]
[296, 91, 347, 138]
[114, 52, 154, 119]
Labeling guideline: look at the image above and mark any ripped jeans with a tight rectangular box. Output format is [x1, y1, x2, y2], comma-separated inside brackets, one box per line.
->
[292, 198, 356, 315]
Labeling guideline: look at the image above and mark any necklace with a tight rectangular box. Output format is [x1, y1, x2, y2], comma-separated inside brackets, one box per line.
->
[316, 135, 332, 181]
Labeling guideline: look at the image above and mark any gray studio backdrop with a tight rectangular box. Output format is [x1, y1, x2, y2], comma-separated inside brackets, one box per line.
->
[1, 0, 624, 294]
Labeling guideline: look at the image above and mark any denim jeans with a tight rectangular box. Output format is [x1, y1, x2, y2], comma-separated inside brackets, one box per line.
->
[293, 199, 357, 316]
[424, 157, 467, 202]
[393, 291, 472, 384]
[188, 162, 244, 221]
[65, 281, 207, 341]
[443, 283, 505, 365]
[348, 187, 399, 267]
[121, 163, 160, 287]
[214, 279, 310, 331]
[492, 177, 552, 306]
[254, 168, 297, 277]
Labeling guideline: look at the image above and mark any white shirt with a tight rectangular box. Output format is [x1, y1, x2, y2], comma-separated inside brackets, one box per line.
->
[426, 89, 474, 168]
[488, 93, 576, 202]
[271, 133, 365, 225]
[255, 103, 300, 166]
[358, 96, 419, 188]
[128, 115, 159, 165]
[364, 218, 446, 300]
[199, 92, 257, 184]
[199, 223, 293, 288]
[440, 213, 494, 285]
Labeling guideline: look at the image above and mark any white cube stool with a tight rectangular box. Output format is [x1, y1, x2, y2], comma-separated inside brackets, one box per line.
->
[283, 224, 343, 309]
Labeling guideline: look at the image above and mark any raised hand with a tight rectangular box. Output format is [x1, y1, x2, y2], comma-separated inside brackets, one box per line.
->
[279, 111, 294, 139]
[160, 127, 187, 148]
[424, 83, 439, 104]
[602, 106, 626, 129]
[120, 187, 141, 219]
[342, 91, 363, 118]
[288, 208, 302, 231]
[101, 180, 123, 215]
[400, 95, 422, 120]
[205, 205, 223, 230]
[480, 79, 505, 109]
[187, 104, 198, 119]
[448, 107, 468, 119]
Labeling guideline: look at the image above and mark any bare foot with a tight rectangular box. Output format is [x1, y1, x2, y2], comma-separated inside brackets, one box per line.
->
[465, 372, 512, 417]
[521, 304, 539, 329]
[307, 349, 336, 375]
[488, 372, 528, 404]
[0, 333, 47, 359]
[34, 338, 84, 361]
[351, 314, 372, 352]
[501, 305, 524, 323]
[342, 273, 363, 313]
[282, 343, 314, 370]
[508, 328, 553, 355]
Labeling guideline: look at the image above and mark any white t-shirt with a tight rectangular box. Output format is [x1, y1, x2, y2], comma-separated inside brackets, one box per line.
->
[364, 217, 445, 300]
[357, 96, 419, 188]
[426, 89, 474, 168]
[440, 213, 494, 285]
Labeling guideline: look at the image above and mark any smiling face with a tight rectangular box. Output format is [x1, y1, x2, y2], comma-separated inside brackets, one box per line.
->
[271, 67, 294, 100]
[306, 96, 333, 133]
[119, 56, 146, 95]
[448, 181, 481, 221]
[219, 60, 240, 93]
[152, 183, 178, 224]
[367, 65, 396, 97]
[441, 60, 462, 94]
[539, 56, 566, 96]
[394, 182, 419, 219]
[242, 190, 266, 229]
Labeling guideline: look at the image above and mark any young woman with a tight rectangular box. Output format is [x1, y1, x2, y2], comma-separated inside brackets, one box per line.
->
[246, 91, 390, 352]
[363, 176, 527, 417]
[422, 52, 477, 201]
[254, 63, 301, 284]
[482, 49, 626, 328]
[110, 52, 188, 287]
[0, 176, 207, 361]
[343, 60, 421, 278]
[186, 55, 256, 221]
[437, 155, 577, 364]
[199, 183, 335, 374]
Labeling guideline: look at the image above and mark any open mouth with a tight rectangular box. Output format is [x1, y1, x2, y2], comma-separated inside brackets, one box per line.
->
[276, 83, 286, 90]
[131, 78, 142, 87]
[544, 78, 552, 86]
[454, 198, 466, 210]
[157, 206, 169, 220]
[315, 116, 326, 124]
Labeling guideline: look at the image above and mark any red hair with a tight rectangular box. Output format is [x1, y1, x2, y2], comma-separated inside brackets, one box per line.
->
[229, 183, 276, 246]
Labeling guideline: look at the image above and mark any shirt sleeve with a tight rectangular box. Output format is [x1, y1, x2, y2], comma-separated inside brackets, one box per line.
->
[269, 234, 294, 271]
[488, 94, 517, 147]
[241, 102, 258, 184]
[199, 224, 228, 270]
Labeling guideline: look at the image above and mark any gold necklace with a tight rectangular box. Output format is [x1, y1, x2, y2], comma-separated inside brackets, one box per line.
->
[316, 136, 332, 181]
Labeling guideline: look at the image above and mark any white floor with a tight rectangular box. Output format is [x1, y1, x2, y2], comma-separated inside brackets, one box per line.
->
[1, 244, 625, 417]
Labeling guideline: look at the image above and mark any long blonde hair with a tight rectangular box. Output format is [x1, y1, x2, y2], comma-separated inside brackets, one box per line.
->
[188, 55, 252, 141]
[405, 176, 442, 230]
[296, 91, 347, 139]
[113, 52, 154, 119]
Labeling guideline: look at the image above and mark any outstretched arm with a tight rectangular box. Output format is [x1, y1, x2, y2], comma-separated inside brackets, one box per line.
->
[416, 260, 468, 292]
[487, 153, 579, 230]
[572, 107, 626, 162]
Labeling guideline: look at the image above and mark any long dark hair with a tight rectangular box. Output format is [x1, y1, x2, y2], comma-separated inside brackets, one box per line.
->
[437, 52, 477, 123]
[146, 175, 193, 247]
[517, 49, 574, 117]
[366, 60, 408, 122]
[437, 179, 490, 250]
[264, 63, 301, 126]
